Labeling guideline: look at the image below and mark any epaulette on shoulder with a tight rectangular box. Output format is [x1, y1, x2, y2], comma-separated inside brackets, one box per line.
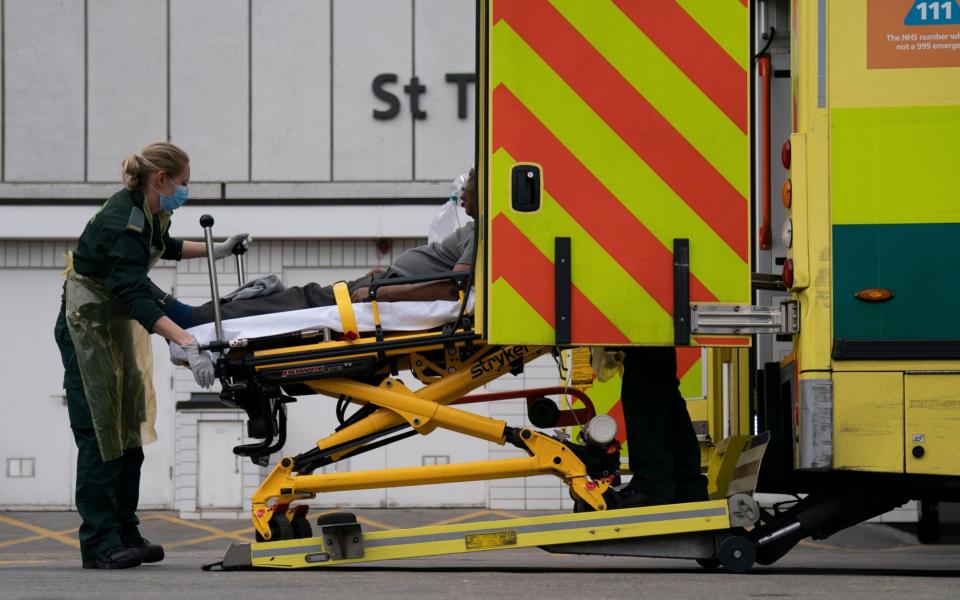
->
[126, 206, 146, 233]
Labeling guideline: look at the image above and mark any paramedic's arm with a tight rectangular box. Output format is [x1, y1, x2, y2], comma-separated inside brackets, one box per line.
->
[351, 263, 471, 302]
[180, 241, 208, 259]
[153, 316, 195, 347]
[181, 233, 252, 260]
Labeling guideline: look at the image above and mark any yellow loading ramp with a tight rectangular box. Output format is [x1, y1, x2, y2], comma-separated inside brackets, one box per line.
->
[207, 433, 768, 574]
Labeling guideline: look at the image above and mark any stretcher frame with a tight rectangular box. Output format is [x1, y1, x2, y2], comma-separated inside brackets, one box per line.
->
[196, 218, 767, 573]
[207, 319, 767, 572]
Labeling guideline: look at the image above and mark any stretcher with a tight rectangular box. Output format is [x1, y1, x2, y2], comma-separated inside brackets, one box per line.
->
[168, 294, 476, 365]
[192, 216, 770, 573]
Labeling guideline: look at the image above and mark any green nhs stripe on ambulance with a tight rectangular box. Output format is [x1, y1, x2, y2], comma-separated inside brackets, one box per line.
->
[830, 105, 960, 344]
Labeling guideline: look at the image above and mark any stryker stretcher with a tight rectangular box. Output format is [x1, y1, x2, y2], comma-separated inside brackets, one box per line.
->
[192, 216, 769, 573]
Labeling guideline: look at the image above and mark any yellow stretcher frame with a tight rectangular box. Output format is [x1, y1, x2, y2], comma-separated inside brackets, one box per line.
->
[212, 290, 768, 572]
[242, 499, 740, 569]
[210, 433, 764, 571]
[244, 339, 614, 540]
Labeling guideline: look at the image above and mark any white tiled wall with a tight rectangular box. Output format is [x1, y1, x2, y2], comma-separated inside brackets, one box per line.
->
[174, 409, 262, 519]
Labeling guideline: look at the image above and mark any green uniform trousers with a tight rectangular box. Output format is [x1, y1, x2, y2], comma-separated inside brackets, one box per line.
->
[620, 347, 708, 503]
[55, 307, 145, 561]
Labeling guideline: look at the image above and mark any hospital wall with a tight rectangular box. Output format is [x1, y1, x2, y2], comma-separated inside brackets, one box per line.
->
[1, 0, 473, 185]
[0, 0, 573, 513]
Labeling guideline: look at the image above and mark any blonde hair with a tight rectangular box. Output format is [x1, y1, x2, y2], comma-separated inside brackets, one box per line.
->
[121, 142, 189, 191]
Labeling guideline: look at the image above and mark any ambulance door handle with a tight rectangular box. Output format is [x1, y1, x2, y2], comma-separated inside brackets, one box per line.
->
[511, 165, 541, 212]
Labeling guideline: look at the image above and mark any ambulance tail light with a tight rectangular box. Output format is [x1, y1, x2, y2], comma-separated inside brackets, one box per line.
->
[782, 179, 792, 209]
[783, 259, 794, 289]
[781, 139, 791, 169]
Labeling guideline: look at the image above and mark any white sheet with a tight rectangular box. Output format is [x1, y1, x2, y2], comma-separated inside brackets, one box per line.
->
[169, 295, 474, 365]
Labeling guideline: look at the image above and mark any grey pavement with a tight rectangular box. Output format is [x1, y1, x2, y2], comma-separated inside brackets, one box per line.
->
[0, 510, 958, 600]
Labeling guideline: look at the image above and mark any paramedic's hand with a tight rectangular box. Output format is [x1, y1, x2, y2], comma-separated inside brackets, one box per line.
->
[183, 338, 216, 388]
[213, 233, 252, 260]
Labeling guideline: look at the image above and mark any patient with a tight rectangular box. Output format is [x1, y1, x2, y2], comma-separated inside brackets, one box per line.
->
[178, 168, 476, 328]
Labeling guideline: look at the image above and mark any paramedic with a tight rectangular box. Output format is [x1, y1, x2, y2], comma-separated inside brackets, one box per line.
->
[617, 347, 709, 507]
[54, 142, 251, 569]
[185, 168, 478, 326]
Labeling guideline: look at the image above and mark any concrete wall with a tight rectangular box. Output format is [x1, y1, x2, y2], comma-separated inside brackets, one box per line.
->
[0, 0, 474, 191]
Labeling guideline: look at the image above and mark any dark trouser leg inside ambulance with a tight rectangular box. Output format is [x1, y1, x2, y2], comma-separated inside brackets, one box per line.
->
[618, 346, 708, 507]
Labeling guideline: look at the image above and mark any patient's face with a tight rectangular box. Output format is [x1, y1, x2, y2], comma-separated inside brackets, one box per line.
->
[462, 188, 477, 219]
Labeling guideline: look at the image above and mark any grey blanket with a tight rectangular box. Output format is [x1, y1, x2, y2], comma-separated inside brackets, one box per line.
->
[222, 274, 285, 302]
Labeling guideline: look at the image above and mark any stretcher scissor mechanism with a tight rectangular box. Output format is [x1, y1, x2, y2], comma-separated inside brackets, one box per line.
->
[196, 219, 770, 573]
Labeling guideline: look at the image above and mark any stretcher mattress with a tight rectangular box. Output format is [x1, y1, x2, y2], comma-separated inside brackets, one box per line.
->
[169, 296, 474, 365]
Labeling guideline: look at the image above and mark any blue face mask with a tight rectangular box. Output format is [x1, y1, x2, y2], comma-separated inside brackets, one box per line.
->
[159, 184, 189, 211]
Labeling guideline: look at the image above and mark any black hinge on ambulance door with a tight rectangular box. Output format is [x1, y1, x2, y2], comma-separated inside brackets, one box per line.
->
[512, 165, 540, 212]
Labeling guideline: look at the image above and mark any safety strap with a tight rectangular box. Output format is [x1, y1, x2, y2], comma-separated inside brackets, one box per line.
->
[332, 282, 359, 340]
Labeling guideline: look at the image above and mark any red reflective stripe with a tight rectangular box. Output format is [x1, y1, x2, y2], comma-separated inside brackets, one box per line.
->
[491, 214, 630, 344]
[612, 0, 748, 133]
[607, 399, 627, 445]
[498, 0, 748, 262]
[677, 347, 702, 379]
[493, 85, 718, 306]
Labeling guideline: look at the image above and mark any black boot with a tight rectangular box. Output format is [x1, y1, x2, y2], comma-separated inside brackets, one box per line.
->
[82, 546, 143, 569]
[127, 538, 164, 563]
[617, 484, 670, 508]
[674, 474, 709, 503]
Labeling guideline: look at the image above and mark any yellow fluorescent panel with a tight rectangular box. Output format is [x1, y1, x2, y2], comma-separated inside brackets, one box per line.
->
[905, 375, 960, 476]
[830, 105, 960, 225]
[833, 372, 904, 473]
[550, 0, 748, 196]
[492, 149, 672, 342]
[491, 21, 747, 302]
[675, 0, 750, 71]
[488, 278, 554, 344]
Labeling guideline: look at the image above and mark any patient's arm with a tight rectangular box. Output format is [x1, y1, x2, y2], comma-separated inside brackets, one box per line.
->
[351, 263, 471, 302]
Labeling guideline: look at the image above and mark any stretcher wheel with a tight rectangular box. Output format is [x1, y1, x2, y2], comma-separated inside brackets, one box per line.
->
[717, 534, 756, 573]
[291, 513, 313, 539]
[695, 558, 721, 570]
[255, 513, 295, 542]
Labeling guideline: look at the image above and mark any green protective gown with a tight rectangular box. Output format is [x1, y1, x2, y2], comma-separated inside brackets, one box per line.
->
[62, 188, 183, 461]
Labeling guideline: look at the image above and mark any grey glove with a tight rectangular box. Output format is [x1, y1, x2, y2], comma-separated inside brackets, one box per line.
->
[213, 233, 252, 260]
[183, 339, 216, 388]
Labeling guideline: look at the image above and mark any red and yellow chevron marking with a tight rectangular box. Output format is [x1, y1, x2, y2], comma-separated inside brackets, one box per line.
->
[485, 0, 750, 346]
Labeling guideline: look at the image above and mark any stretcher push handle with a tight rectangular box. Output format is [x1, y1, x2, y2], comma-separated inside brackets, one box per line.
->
[200, 214, 225, 345]
[233, 241, 247, 287]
